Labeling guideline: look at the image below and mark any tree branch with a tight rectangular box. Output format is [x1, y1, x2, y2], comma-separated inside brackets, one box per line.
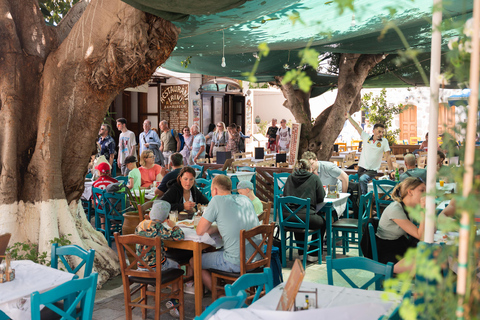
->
[56, 0, 91, 43]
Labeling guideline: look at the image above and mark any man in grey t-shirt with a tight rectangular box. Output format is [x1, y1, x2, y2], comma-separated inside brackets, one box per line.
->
[398, 153, 426, 182]
[302, 151, 349, 192]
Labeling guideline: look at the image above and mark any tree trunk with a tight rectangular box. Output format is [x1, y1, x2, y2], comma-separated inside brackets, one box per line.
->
[0, 0, 179, 286]
[275, 53, 384, 160]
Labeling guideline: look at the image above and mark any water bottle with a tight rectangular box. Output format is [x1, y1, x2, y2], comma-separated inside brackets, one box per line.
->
[395, 168, 400, 181]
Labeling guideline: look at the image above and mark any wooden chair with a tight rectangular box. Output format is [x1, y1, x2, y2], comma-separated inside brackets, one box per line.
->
[138, 201, 154, 221]
[114, 233, 184, 320]
[259, 200, 272, 224]
[245, 151, 253, 158]
[31, 273, 98, 320]
[210, 223, 274, 301]
[351, 140, 362, 150]
[410, 136, 421, 145]
[221, 158, 235, 171]
[326, 256, 394, 290]
[254, 160, 275, 167]
[233, 159, 253, 168]
[0, 233, 11, 264]
[276, 162, 289, 168]
[190, 164, 204, 178]
[335, 142, 347, 152]
[264, 154, 275, 161]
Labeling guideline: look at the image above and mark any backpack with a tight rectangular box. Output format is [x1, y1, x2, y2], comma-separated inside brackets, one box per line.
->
[171, 129, 185, 150]
[346, 181, 361, 218]
[238, 137, 245, 152]
[360, 217, 379, 259]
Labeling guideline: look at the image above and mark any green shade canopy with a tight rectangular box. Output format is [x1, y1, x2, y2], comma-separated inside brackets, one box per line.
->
[123, 0, 473, 89]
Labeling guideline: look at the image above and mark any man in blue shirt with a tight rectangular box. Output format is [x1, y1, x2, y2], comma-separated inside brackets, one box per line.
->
[139, 119, 161, 155]
[97, 124, 115, 167]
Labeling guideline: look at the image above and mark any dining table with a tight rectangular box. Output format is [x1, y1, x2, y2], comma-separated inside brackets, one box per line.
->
[82, 179, 94, 200]
[211, 281, 401, 319]
[163, 224, 223, 316]
[0, 260, 75, 320]
[212, 171, 256, 183]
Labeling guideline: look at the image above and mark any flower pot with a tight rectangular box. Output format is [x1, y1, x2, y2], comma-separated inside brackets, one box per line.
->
[122, 211, 140, 268]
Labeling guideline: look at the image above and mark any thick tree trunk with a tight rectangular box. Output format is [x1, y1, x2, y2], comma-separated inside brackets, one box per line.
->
[275, 53, 384, 160]
[0, 0, 178, 286]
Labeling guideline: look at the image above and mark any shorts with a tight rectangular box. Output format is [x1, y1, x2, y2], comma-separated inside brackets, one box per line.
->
[201, 250, 240, 273]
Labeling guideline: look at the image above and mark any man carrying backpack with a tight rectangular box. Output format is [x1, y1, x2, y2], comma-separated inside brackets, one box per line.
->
[159, 120, 181, 167]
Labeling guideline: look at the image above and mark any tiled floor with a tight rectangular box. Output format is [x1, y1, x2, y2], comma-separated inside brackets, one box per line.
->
[93, 246, 369, 320]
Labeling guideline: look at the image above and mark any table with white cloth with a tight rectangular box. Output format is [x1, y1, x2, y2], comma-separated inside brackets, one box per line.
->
[0, 260, 75, 320]
[211, 171, 255, 183]
[319, 193, 350, 256]
[212, 281, 400, 320]
[82, 180, 94, 200]
[132, 189, 156, 200]
[163, 224, 223, 317]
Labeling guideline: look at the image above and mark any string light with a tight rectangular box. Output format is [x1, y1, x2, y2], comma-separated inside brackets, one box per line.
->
[351, 14, 356, 27]
[221, 30, 226, 67]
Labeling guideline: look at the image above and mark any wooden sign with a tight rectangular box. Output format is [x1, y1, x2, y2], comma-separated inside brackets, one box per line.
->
[276, 259, 305, 311]
[288, 123, 301, 166]
[160, 84, 189, 132]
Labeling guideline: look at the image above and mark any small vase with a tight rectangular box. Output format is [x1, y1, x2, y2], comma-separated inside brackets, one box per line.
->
[122, 211, 140, 268]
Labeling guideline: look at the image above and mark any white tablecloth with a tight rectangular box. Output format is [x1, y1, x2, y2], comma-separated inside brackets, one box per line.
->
[212, 172, 255, 183]
[212, 281, 400, 320]
[82, 180, 94, 200]
[179, 225, 224, 248]
[317, 193, 350, 218]
[0, 260, 75, 320]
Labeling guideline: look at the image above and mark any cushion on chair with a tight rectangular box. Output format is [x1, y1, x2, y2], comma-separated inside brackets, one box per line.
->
[208, 267, 264, 278]
[284, 227, 317, 233]
[165, 248, 194, 264]
[129, 268, 184, 285]
[332, 218, 359, 228]
[39, 302, 81, 320]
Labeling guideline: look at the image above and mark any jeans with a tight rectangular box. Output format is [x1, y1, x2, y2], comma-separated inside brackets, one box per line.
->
[358, 167, 377, 195]
[201, 250, 240, 273]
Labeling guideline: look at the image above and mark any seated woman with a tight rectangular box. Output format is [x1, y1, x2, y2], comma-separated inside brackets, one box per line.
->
[138, 150, 163, 188]
[283, 159, 325, 262]
[375, 177, 426, 273]
[161, 167, 209, 213]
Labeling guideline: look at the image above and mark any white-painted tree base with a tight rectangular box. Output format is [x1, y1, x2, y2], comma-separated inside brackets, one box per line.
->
[0, 199, 120, 287]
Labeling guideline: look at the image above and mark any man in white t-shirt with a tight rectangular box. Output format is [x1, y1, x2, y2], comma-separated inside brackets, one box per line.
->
[116, 117, 137, 176]
[346, 112, 393, 194]
[276, 119, 291, 152]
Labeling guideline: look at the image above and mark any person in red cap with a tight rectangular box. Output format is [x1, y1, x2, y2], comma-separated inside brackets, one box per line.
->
[93, 162, 118, 190]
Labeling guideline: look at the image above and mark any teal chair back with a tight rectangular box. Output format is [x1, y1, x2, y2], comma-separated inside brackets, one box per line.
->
[206, 169, 226, 180]
[224, 268, 273, 306]
[272, 172, 290, 222]
[348, 174, 359, 182]
[194, 291, 247, 320]
[372, 179, 398, 217]
[31, 273, 98, 320]
[115, 176, 128, 183]
[92, 187, 107, 235]
[277, 196, 322, 269]
[368, 223, 378, 262]
[326, 256, 393, 290]
[51, 244, 95, 277]
[236, 167, 257, 193]
[196, 178, 212, 200]
[102, 191, 126, 247]
[85, 173, 93, 179]
[230, 175, 240, 194]
[190, 164, 204, 178]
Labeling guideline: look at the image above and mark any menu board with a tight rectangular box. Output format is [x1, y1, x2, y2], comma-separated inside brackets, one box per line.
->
[276, 259, 305, 311]
[288, 123, 301, 166]
[160, 84, 189, 131]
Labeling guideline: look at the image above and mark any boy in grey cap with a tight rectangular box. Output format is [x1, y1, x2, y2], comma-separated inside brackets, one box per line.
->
[235, 181, 263, 218]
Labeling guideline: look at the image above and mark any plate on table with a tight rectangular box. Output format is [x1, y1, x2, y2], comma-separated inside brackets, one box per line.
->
[177, 220, 194, 228]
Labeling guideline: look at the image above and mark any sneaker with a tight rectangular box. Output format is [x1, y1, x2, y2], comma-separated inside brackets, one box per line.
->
[169, 307, 180, 318]
[166, 298, 179, 309]
[184, 281, 195, 294]
[306, 254, 318, 262]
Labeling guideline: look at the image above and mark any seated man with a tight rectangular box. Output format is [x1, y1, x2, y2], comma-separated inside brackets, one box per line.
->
[190, 175, 260, 293]
[154, 153, 183, 197]
[135, 200, 185, 317]
[398, 153, 426, 182]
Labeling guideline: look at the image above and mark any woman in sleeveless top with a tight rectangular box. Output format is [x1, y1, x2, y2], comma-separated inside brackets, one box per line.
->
[209, 122, 228, 157]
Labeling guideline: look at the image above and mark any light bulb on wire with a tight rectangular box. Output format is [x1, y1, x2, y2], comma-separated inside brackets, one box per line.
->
[221, 57, 226, 67]
[221, 30, 226, 67]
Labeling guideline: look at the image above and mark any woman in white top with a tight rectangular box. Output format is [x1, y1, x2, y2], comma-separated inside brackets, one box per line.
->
[180, 126, 194, 165]
[375, 177, 426, 273]
[209, 122, 228, 157]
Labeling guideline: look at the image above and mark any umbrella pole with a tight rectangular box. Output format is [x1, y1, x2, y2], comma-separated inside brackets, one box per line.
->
[457, 0, 480, 317]
[424, 0, 443, 244]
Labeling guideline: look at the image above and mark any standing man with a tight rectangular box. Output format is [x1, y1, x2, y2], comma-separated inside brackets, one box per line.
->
[159, 120, 181, 167]
[139, 119, 161, 155]
[346, 112, 393, 194]
[265, 118, 278, 152]
[190, 124, 206, 163]
[190, 175, 260, 293]
[276, 119, 291, 152]
[97, 124, 115, 167]
[302, 151, 349, 193]
[116, 118, 137, 176]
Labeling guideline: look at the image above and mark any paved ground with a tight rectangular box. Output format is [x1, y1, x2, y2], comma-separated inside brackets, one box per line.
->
[92, 247, 368, 319]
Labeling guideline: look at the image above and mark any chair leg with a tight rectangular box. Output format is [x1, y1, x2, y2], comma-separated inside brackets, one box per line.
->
[211, 273, 218, 302]
[178, 278, 185, 320]
[332, 231, 337, 259]
[141, 284, 148, 319]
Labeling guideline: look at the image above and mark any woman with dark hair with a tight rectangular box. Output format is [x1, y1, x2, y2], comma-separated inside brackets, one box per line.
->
[283, 159, 325, 261]
[205, 123, 216, 158]
[375, 177, 426, 273]
[226, 123, 240, 154]
[160, 167, 209, 213]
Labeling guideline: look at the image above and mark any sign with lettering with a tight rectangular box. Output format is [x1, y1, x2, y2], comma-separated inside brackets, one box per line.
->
[288, 123, 301, 166]
[160, 84, 189, 131]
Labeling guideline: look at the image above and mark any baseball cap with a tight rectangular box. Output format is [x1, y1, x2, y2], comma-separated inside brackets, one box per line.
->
[95, 162, 111, 174]
[234, 180, 254, 192]
[125, 156, 137, 164]
[149, 200, 171, 221]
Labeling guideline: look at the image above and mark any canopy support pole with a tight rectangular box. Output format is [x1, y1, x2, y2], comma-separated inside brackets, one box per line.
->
[457, 0, 480, 317]
[424, 0, 442, 244]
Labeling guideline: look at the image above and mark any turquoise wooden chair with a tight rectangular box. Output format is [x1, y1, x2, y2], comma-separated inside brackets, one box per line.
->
[206, 169, 226, 180]
[114, 176, 128, 184]
[326, 256, 394, 290]
[92, 187, 107, 235]
[196, 178, 212, 200]
[102, 191, 126, 247]
[51, 244, 95, 277]
[81, 199, 93, 222]
[85, 173, 92, 179]
[194, 291, 247, 320]
[30, 273, 98, 320]
[224, 268, 273, 306]
[331, 191, 373, 258]
[369, 223, 379, 262]
[372, 179, 398, 217]
[0, 311, 9, 320]
[190, 164, 204, 178]
[277, 196, 322, 269]
[236, 166, 257, 193]
[272, 172, 290, 222]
